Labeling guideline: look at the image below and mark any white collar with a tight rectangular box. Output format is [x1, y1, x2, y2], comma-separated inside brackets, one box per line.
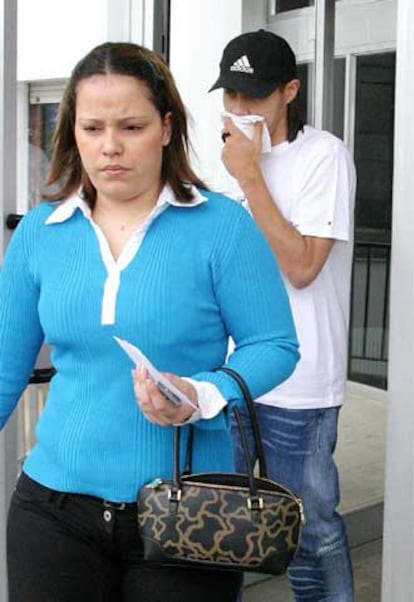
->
[45, 184, 208, 225]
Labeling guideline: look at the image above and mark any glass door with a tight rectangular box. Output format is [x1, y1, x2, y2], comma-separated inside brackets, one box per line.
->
[348, 52, 395, 389]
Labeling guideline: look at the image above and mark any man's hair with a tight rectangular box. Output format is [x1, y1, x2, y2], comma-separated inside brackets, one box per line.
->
[45, 42, 207, 206]
[287, 94, 304, 143]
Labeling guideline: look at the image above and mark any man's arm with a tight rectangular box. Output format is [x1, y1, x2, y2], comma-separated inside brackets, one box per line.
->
[222, 117, 334, 289]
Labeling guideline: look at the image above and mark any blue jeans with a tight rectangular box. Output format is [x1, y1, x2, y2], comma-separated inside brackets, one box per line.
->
[232, 405, 354, 602]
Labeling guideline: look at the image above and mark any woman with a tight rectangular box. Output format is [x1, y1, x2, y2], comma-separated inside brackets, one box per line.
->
[0, 42, 299, 602]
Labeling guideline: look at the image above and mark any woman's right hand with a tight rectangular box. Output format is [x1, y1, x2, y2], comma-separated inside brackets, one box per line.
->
[132, 365, 199, 426]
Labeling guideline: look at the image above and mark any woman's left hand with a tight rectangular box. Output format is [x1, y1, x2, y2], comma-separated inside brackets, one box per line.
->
[132, 365, 199, 426]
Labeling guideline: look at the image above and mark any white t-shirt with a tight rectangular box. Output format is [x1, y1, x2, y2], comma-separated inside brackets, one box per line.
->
[221, 126, 356, 409]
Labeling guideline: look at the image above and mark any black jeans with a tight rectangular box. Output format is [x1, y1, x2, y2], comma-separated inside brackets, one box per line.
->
[7, 472, 242, 602]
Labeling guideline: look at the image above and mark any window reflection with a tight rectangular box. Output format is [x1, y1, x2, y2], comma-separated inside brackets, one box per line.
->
[270, 0, 341, 14]
[354, 53, 395, 241]
[276, 0, 313, 11]
[297, 58, 345, 139]
[28, 102, 59, 206]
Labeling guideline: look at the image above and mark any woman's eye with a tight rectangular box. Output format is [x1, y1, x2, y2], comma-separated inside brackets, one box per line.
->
[123, 125, 143, 131]
[83, 126, 101, 132]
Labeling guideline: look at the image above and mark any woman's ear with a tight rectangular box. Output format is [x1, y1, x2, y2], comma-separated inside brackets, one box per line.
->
[162, 111, 172, 146]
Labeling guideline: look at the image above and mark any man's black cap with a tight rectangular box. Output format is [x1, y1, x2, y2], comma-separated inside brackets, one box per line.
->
[209, 29, 297, 98]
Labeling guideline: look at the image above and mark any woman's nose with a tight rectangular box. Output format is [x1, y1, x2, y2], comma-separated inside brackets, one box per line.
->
[102, 130, 122, 156]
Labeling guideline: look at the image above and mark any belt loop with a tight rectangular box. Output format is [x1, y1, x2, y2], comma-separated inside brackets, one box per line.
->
[47, 490, 67, 508]
[55, 492, 67, 509]
[103, 500, 126, 510]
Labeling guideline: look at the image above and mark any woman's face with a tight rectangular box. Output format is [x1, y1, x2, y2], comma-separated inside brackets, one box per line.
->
[74, 73, 171, 205]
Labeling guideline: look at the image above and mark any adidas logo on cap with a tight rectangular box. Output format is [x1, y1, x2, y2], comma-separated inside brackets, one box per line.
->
[230, 55, 254, 74]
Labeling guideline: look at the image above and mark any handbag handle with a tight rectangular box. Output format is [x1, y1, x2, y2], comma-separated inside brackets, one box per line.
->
[219, 366, 268, 478]
[171, 368, 268, 505]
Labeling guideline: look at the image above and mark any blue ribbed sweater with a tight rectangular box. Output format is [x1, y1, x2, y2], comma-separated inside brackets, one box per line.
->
[0, 191, 299, 502]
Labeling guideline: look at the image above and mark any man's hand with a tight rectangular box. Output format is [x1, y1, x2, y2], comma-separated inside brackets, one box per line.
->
[221, 116, 263, 184]
[132, 365, 198, 426]
[221, 116, 334, 288]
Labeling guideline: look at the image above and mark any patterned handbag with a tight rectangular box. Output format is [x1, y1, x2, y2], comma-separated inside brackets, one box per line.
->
[137, 367, 304, 575]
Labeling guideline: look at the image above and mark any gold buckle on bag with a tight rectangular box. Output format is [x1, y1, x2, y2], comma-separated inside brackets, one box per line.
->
[168, 487, 182, 503]
[247, 496, 264, 511]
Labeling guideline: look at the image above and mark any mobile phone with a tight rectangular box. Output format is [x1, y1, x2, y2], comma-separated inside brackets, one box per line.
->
[113, 336, 197, 409]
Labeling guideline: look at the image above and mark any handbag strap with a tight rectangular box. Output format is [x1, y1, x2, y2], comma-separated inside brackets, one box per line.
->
[174, 367, 268, 488]
[233, 405, 259, 495]
[218, 366, 268, 478]
[173, 417, 261, 508]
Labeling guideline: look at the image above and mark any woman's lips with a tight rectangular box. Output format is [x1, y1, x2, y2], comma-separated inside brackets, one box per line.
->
[101, 165, 129, 175]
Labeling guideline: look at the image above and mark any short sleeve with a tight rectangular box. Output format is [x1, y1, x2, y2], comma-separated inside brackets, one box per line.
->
[291, 137, 356, 241]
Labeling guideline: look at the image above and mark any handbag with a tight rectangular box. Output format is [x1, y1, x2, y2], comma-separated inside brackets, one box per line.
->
[137, 366, 304, 575]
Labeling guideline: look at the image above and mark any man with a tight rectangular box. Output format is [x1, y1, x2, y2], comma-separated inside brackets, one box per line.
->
[209, 29, 356, 601]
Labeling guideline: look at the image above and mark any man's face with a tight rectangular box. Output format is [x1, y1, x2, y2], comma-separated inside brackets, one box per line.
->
[222, 79, 299, 145]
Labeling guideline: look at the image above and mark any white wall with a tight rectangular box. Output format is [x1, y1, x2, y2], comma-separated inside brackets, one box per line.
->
[382, 0, 414, 596]
[17, 0, 156, 82]
[17, 0, 108, 81]
[169, 0, 242, 189]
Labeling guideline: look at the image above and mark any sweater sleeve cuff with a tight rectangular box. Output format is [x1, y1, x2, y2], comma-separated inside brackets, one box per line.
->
[182, 378, 228, 420]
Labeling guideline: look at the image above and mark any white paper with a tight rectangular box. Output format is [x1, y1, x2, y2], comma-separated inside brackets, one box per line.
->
[222, 111, 272, 153]
[114, 336, 197, 409]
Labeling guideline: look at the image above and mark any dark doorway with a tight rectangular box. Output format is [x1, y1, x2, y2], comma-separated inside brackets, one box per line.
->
[348, 52, 395, 389]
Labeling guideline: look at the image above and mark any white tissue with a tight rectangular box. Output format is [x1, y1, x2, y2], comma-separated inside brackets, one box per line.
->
[222, 111, 272, 153]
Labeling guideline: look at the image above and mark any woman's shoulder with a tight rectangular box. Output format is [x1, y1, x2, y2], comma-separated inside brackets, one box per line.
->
[194, 188, 264, 248]
[5, 202, 63, 261]
[8, 202, 62, 246]
[19, 201, 61, 227]
[197, 188, 250, 220]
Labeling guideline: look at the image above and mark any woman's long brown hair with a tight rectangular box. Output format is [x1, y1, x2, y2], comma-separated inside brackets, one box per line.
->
[45, 42, 208, 207]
